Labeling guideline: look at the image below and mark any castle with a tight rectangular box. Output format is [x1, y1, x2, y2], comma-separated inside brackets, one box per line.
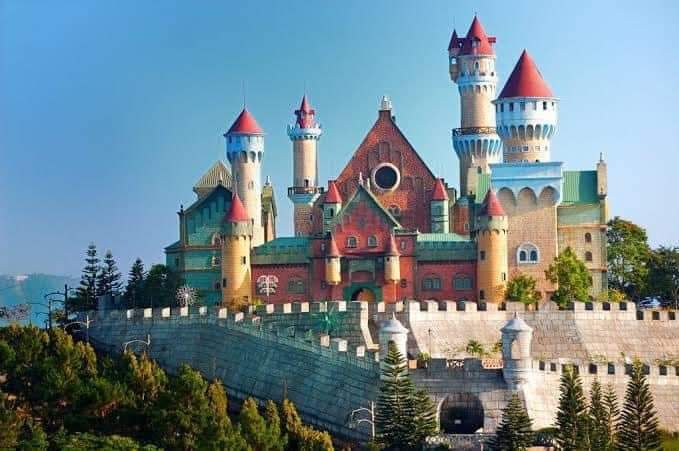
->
[165, 16, 608, 308]
[90, 17, 678, 442]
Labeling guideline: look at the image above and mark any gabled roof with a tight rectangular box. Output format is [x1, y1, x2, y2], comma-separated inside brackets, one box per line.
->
[329, 184, 401, 231]
[182, 184, 232, 217]
[498, 50, 553, 99]
[562, 171, 599, 205]
[226, 108, 264, 135]
[193, 160, 232, 198]
[432, 179, 449, 201]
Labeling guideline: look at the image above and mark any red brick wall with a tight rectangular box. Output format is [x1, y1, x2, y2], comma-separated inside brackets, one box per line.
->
[415, 261, 477, 302]
[251, 264, 310, 304]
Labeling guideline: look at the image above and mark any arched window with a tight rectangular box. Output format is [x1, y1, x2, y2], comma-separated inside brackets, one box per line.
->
[454, 275, 473, 290]
[585, 251, 593, 262]
[517, 243, 539, 264]
[367, 236, 378, 247]
[585, 232, 592, 243]
[346, 236, 358, 248]
[433, 205, 443, 215]
[212, 233, 222, 246]
[388, 205, 401, 218]
[287, 278, 305, 294]
[422, 276, 442, 291]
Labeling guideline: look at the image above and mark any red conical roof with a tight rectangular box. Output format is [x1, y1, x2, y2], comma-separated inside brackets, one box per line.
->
[295, 95, 316, 128]
[448, 29, 460, 51]
[227, 108, 264, 135]
[386, 234, 400, 256]
[327, 234, 340, 257]
[499, 50, 553, 98]
[432, 178, 449, 201]
[479, 189, 505, 216]
[459, 16, 495, 56]
[325, 180, 342, 204]
[225, 192, 249, 222]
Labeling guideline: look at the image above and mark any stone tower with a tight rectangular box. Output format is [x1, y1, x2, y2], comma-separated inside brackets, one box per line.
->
[474, 188, 508, 303]
[430, 178, 450, 233]
[225, 108, 265, 246]
[501, 313, 533, 388]
[495, 50, 558, 163]
[324, 234, 342, 299]
[221, 192, 253, 309]
[384, 234, 401, 302]
[448, 16, 502, 196]
[287, 95, 323, 236]
[323, 180, 342, 233]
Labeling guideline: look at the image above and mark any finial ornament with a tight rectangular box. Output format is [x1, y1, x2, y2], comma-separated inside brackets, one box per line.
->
[358, 172, 364, 186]
[380, 95, 392, 111]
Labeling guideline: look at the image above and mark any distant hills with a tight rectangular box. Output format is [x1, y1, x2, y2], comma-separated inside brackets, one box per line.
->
[0, 274, 79, 326]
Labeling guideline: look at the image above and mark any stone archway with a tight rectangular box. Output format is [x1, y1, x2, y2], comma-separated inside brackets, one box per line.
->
[351, 288, 376, 302]
[439, 393, 484, 434]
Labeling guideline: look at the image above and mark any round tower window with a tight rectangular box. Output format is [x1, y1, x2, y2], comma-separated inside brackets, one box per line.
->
[372, 163, 400, 191]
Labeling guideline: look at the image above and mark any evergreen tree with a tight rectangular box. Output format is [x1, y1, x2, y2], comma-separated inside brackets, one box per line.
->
[554, 365, 589, 450]
[545, 247, 593, 308]
[617, 360, 661, 450]
[504, 273, 542, 306]
[143, 264, 182, 308]
[74, 243, 100, 311]
[489, 393, 534, 451]
[647, 246, 679, 309]
[279, 398, 333, 451]
[589, 378, 615, 450]
[16, 418, 48, 451]
[603, 383, 620, 449]
[240, 398, 270, 450]
[264, 400, 287, 451]
[97, 250, 123, 297]
[0, 390, 20, 449]
[124, 258, 146, 308]
[412, 388, 438, 444]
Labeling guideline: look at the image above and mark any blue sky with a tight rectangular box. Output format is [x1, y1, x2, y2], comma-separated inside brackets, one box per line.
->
[1, 0, 677, 277]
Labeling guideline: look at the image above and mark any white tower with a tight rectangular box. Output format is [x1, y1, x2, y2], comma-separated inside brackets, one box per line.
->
[225, 108, 265, 246]
[495, 50, 558, 163]
[449, 16, 503, 197]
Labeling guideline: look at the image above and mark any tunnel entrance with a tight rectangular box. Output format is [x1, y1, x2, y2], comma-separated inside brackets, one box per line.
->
[439, 393, 484, 434]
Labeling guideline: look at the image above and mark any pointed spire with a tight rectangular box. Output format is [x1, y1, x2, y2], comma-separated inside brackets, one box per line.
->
[459, 16, 495, 56]
[325, 180, 342, 204]
[448, 29, 460, 51]
[499, 50, 553, 98]
[479, 188, 505, 217]
[327, 234, 340, 257]
[294, 95, 317, 128]
[226, 108, 263, 135]
[432, 178, 449, 201]
[386, 234, 400, 256]
[225, 192, 249, 222]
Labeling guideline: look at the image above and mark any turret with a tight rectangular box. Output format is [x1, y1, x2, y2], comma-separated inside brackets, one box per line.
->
[384, 234, 401, 283]
[452, 196, 471, 235]
[225, 108, 265, 246]
[324, 234, 341, 286]
[378, 314, 409, 374]
[449, 16, 502, 196]
[430, 179, 450, 233]
[474, 188, 508, 303]
[323, 180, 342, 233]
[287, 96, 323, 236]
[501, 313, 533, 388]
[495, 50, 558, 163]
[221, 192, 253, 310]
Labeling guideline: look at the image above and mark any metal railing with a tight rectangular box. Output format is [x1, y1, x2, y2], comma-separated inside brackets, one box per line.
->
[287, 186, 325, 196]
[452, 127, 497, 137]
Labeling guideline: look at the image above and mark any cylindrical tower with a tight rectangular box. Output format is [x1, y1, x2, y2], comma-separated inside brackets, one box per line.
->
[221, 192, 253, 310]
[430, 178, 450, 233]
[287, 95, 323, 237]
[449, 16, 502, 197]
[474, 189, 508, 303]
[495, 50, 558, 163]
[225, 108, 265, 246]
[384, 234, 401, 283]
[323, 180, 342, 233]
[324, 234, 341, 286]
[452, 196, 470, 235]
[501, 313, 533, 388]
[378, 314, 409, 371]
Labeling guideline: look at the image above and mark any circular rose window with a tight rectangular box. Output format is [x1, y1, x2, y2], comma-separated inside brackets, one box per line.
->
[372, 163, 400, 191]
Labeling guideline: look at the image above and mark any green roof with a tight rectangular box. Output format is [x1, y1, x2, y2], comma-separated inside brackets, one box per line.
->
[562, 171, 599, 205]
[417, 233, 470, 242]
[165, 240, 181, 251]
[416, 233, 476, 261]
[252, 237, 310, 265]
[475, 173, 491, 201]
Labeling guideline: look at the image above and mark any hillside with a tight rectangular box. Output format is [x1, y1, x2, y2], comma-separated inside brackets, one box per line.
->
[0, 274, 78, 326]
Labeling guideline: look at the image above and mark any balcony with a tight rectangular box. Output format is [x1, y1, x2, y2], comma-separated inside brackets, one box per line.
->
[287, 186, 325, 196]
[452, 127, 497, 137]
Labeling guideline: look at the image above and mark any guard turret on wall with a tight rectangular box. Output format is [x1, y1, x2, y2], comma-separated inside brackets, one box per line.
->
[378, 314, 409, 376]
[501, 313, 533, 388]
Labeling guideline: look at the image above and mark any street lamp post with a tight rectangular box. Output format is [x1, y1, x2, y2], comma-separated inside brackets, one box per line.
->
[122, 334, 151, 353]
[62, 314, 94, 343]
[348, 400, 376, 439]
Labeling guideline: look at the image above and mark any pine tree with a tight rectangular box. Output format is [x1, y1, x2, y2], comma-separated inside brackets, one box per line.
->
[239, 397, 270, 450]
[617, 360, 661, 450]
[412, 388, 438, 444]
[124, 258, 146, 308]
[74, 243, 100, 311]
[97, 250, 122, 297]
[603, 383, 620, 449]
[264, 400, 287, 451]
[554, 365, 589, 450]
[489, 393, 534, 451]
[589, 378, 615, 450]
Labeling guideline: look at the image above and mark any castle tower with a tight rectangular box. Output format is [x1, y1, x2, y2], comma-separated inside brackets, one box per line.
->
[430, 178, 450, 233]
[474, 188, 508, 303]
[221, 192, 253, 309]
[384, 234, 401, 282]
[449, 16, 502, 196]
[495, 50, 558, 163]
[323, 180, 342, 233]
[501, 313, 533, 388]
[324, 234, 341, 286]
[287, 95, 323, 236]
[225, 108, 265, 246]
[378, 314, 409, 374]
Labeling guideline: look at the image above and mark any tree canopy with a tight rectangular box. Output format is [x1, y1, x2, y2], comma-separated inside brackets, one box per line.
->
[545, 247, 592, 307]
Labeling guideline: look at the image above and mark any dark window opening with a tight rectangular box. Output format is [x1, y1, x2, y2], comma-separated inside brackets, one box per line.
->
[374, 165, 399, 190]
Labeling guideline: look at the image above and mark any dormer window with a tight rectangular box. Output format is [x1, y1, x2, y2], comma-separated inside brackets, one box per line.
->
[346, 236, 358, 248]
[367, 236, 378, 247]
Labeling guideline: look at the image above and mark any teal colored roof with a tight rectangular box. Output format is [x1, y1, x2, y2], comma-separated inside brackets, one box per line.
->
[416, 233, 476, 261]
[252, 237, 310, 265]
[329, 184, 401, 230]
[165, 240, 181, 251]
[562, 171, 598, 205]
[475, 173, 491, 200]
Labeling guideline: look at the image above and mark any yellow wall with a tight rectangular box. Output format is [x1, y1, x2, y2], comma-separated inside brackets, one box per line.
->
[221, 235, 252, 309]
